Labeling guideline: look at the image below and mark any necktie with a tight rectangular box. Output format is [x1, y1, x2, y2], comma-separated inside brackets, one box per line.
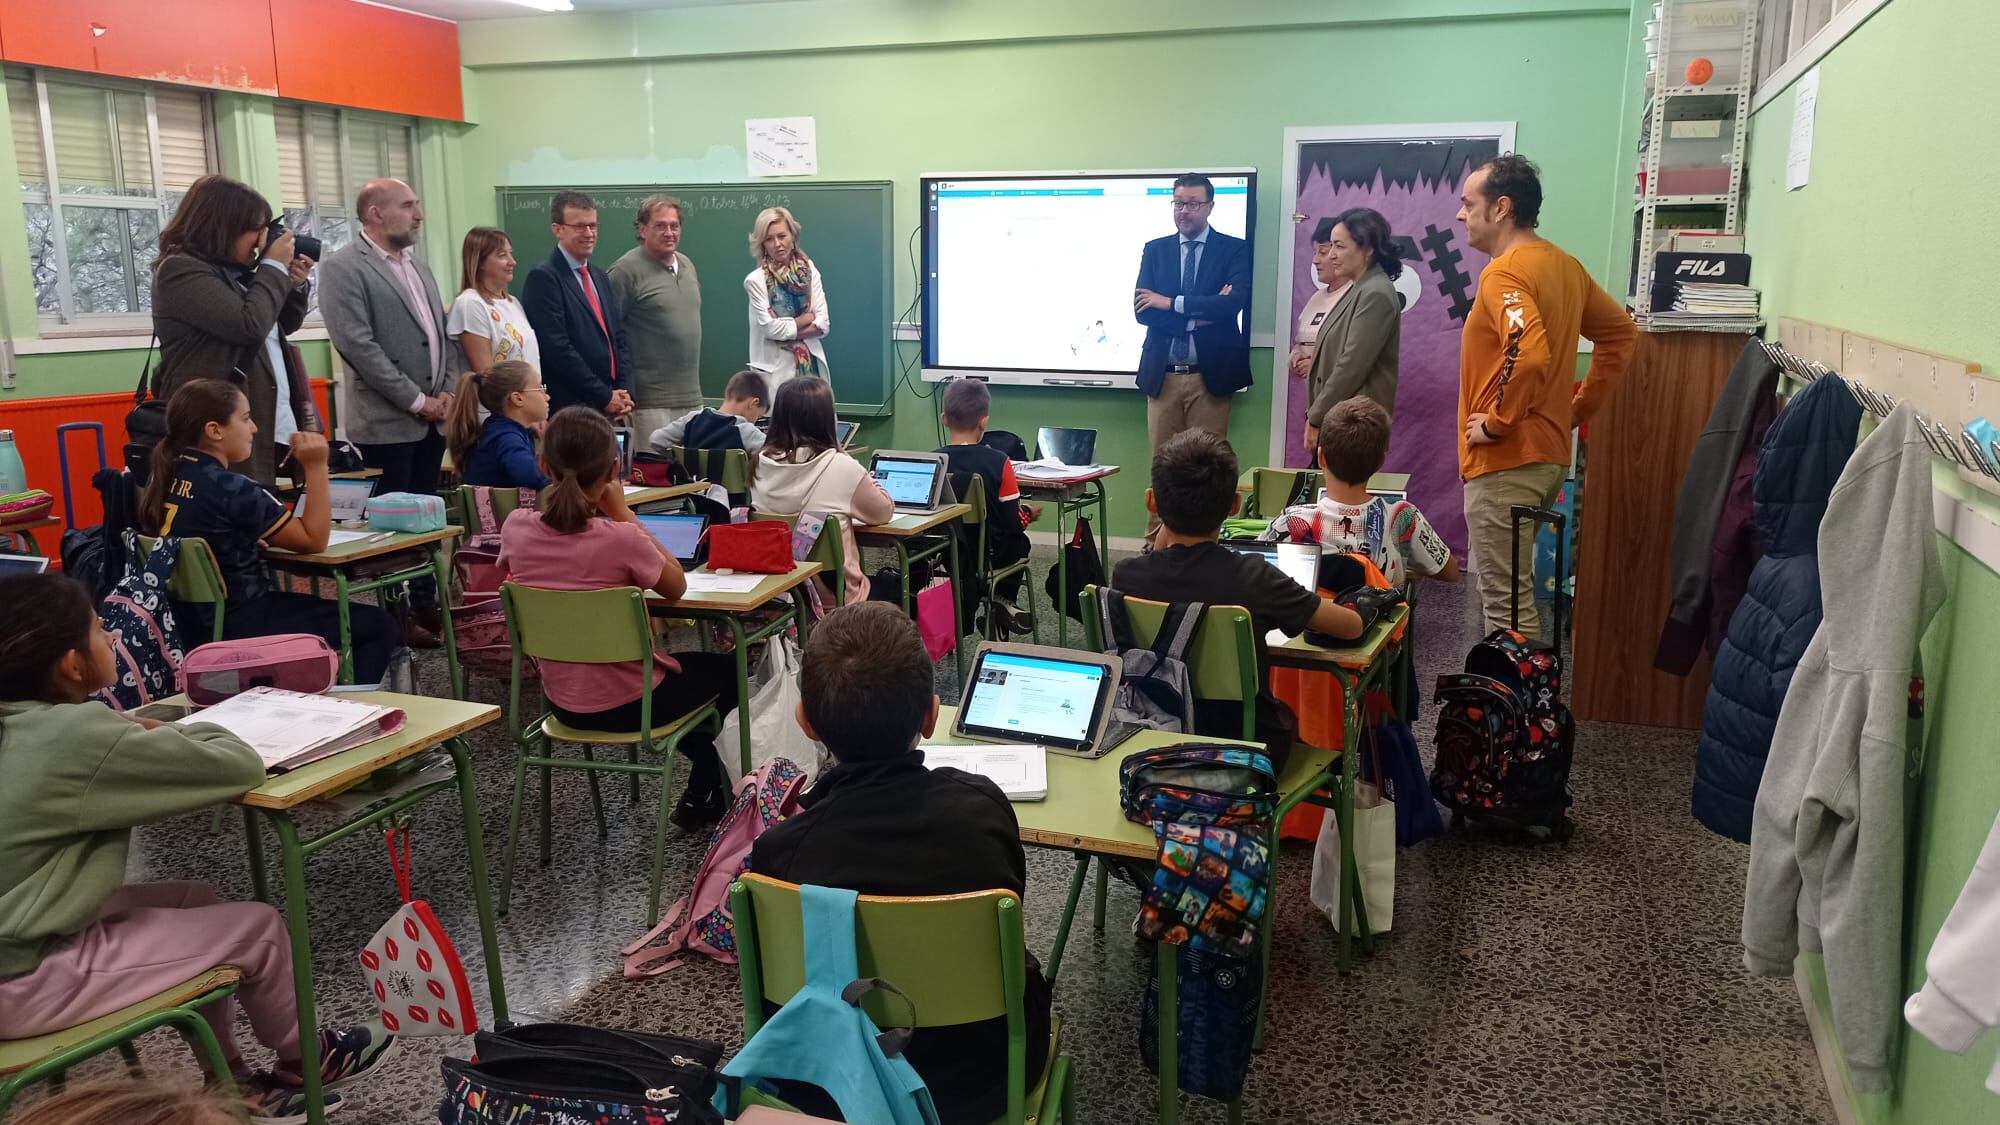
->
[576, 266, 616, 380]
[1171, 240, 1200, 364]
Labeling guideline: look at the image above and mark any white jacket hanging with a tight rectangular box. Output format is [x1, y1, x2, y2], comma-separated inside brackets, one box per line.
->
[1905, 810, 2000, 1096]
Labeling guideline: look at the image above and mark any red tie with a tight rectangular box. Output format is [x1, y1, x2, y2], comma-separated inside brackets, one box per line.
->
[576, 266, 615, 380]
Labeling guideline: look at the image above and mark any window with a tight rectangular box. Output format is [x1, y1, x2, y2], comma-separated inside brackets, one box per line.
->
[1753, 0, 1894, 107]
[8, 67, 216, 325]
[275, 102, 421, 267]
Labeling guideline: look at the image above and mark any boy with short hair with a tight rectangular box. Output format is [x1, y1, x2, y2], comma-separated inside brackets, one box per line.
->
[748, 601, 1051, 1123]
[647, 368, 769, 455]
[1275, 396, 1460, 587]
[1114, 429, 1364, 739]
[935, 378, 1036, 634]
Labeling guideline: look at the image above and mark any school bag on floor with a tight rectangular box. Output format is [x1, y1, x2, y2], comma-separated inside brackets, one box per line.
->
[440, 1021, 724, 1125]
[1430, 504, 1575, 841]
[622, 758, 808, 976]
[93, 531, 184, 710]
[715, 884, 942, 1125]
[1098, 588, 1204, 734]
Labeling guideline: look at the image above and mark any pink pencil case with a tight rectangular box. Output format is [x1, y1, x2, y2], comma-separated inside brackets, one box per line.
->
[183, 634, 339, 705]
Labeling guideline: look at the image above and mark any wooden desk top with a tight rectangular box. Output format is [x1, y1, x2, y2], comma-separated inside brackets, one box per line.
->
[624, 482, 707, 507]
[265, 524, 461, 567]
[648, 560, 822, 614]
[154, 691, 499, 810]
[1268, 604, 1408, 673]
[929, 707, 1334, 860]
[1015, 465, 1121, 493]
[855, 504, 972, 538]
[0, 514, 61, 535]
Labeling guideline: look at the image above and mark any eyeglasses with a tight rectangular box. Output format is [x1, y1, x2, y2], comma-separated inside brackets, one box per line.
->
[1170, 200, 1212, 212]
[559, 222, 599, 233]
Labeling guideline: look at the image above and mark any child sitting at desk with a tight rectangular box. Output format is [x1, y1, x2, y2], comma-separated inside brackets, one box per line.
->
[0, 573, 396, 1123]
[140, 378, 399, 684]
[1114, 429, 1365, 746]
[748, 601, 1050, 1124]
[1276, 396, 1460, 587]
[934, 378, 1036, 635]
[497, 406, 739, 828]
[445, 359, 551, 490]
[647, 368, 769, 456]
[750, 376, 892, 606]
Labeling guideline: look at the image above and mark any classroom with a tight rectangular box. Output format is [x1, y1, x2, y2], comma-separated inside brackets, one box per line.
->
[0, 0, 1995, 1122]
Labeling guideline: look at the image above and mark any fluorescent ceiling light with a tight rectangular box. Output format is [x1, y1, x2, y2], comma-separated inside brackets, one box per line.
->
[497, 0, 575, 11]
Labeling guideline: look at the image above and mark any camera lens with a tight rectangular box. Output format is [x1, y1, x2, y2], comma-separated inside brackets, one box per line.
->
[293, 233, 323, 260]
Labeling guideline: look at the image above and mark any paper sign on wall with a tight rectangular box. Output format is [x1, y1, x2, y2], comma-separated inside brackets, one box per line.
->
[1786, 68, 1819, 192]
[746, 117, 818, 177]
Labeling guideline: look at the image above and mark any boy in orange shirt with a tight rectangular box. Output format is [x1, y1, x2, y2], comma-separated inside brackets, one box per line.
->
[1456, 154, 1636, 636]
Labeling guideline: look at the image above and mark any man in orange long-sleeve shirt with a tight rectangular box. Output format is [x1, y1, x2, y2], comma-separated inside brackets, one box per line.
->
[1456, 154, 1636, 638]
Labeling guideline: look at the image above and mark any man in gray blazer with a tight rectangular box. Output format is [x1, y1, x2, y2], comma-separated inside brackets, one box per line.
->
[318, 177, 457, 641]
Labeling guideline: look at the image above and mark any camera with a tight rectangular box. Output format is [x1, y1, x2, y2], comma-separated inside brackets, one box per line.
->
[266, 220, 323, 262]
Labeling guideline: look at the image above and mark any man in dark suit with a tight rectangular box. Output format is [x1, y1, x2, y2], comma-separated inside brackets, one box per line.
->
[1134, 173, 1251, 537]
[522, 189, 635, 418]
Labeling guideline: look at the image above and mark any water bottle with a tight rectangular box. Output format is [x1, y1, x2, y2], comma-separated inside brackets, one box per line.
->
[0, 430, 25, 495]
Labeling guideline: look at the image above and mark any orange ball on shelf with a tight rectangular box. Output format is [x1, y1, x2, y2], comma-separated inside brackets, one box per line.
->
[1685, 57, 1716, 85]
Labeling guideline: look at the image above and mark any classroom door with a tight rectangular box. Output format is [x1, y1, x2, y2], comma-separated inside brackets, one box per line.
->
[1271, 124, 1513, 556]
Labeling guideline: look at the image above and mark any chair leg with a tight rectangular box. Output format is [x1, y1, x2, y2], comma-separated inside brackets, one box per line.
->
[538, 763, 553, 866]
[170, 1009, 239, 1096]
[646, 737, 683, 926]
[1092, 863, 1109, 930]
[1226, 1097, 1245, 1125]
[1046, 855, 1090, 985]
[578, 747, 608, 840]
[117, 1039, 142, 1073]
[627, 745, 642, 803]
[499, 747, 530, 914]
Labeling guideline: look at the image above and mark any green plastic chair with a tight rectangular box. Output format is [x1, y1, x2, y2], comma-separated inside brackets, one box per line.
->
[1241, 467, 1322, 520]
[668, 443, 751, 498]
[958, 474, 1038, 641]
[498, 582, 723, 925]
[750, 510, 846, 606]
[137, 534, 229, 641]
[730, 873, 1075, 1125]
[0, 966, 241, 1114]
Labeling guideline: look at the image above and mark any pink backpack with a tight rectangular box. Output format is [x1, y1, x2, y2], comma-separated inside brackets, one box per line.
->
[453, 487, 537, 684]
[621, 757, 808, 977]
[183, 634, 338, 705]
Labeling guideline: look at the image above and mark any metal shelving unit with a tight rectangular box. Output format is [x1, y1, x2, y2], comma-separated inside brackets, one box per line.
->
[1631, 0, 1757, 312]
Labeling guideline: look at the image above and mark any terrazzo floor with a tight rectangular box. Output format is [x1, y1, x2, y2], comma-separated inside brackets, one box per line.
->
[35, 544, 1835, 1124]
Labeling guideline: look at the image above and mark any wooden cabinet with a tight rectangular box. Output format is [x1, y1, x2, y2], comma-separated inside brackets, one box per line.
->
[1572, 329, 1744, 728]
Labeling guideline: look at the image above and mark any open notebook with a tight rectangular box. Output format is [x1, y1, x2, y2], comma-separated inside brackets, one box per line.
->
[178, 687, 405, 773]
[920, 743, 1048, 802]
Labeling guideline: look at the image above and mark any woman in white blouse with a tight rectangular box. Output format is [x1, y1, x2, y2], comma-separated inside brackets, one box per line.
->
[743, 206, 829, 391]
[448, 227, 541, 373]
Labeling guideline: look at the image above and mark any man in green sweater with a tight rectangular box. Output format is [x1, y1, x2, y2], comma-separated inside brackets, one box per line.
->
[611, 194, 705, 440]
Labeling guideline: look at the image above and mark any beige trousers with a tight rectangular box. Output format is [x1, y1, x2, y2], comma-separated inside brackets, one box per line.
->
[1462, 460, 1567, 639]
[1145, 371, 1234, 537]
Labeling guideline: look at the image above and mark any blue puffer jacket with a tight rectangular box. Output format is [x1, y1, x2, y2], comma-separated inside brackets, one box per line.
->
[1692, 374, 1862, 842]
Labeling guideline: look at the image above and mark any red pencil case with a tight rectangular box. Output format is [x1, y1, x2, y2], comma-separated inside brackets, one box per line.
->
[704, 520, 792, 574]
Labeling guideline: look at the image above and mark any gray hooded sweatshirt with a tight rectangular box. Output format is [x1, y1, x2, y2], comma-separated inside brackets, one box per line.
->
[1742, 404, 1945, 1093]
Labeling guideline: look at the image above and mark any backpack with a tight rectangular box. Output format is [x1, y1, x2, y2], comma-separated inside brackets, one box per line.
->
[1098, 588, 1204, 734]
[714, 885, 942, 1125]
[442, 1023, 725, 1125]
[682, 409, 747, 452]
[1429, 628, 1575, 841]
[622, 758, 808, 976]
[452, 488, 537, 685]
[94, 531, 185, 710]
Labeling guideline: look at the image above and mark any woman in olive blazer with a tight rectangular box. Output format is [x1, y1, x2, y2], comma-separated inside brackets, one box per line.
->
[1303, 207, 1405, 449]
[151, 175, 316, 484]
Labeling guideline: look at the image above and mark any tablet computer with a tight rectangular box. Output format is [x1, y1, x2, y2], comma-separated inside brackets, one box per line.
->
[869, 450, 951, 513]
[0, 552, 50, 577]
[296, 478, 377, 523]
[635, 512, 709, 564]
[834, 420, 859, 449]
[953, 642, 1125, 758]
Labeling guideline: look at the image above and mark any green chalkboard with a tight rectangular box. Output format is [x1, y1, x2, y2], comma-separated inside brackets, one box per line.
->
[496, 182, 894, 414]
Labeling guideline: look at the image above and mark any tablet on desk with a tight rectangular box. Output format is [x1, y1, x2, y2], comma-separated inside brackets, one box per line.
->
[869, 450, 952, 513]
[953, 642, 1130, 759]
[834, 420, 859, 449]
[0, 553, 50, 577]
[296, 478, 377, 523]
[635, 512, 709, 564]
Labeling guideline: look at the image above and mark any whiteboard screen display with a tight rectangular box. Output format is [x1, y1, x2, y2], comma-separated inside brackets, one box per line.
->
[920, 171, 1255, 379]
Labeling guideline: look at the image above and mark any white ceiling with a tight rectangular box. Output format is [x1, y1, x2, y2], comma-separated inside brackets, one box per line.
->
[379, 0, 789, 23]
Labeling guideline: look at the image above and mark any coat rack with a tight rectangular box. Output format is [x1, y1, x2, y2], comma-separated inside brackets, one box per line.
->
[1770, 317, 2000, 500]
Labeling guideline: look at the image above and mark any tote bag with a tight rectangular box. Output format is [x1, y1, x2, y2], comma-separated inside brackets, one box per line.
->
[1308, 783, 1395, 935]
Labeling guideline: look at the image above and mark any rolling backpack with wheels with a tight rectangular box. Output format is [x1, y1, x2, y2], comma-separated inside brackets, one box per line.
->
[1430, 505, 1576, 841]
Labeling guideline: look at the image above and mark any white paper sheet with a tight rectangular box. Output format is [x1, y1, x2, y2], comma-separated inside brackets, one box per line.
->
[921, 743, 1048, 801]
[1014, 457, 1112, 481]
[684, 572, 767, 593]
[1786, 68, 1819, 191]
[324, 529, 375, 546]
[746, 116, 817, 176]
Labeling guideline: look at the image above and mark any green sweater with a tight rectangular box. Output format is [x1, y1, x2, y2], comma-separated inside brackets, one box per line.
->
[608, 246, 704, 413]
[0, 700, 266, 975]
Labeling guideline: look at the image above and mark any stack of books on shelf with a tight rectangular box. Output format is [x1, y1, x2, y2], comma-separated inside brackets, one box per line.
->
[1654, 279, 1759, 329]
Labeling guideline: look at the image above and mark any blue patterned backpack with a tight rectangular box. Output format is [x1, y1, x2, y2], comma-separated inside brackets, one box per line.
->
[94, 531, 184, 709]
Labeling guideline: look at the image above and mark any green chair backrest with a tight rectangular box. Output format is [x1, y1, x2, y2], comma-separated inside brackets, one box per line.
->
[750, 510, 845, 602]
[1080, 585, 1259, 739]
[1245, 467, 1322, 520]
[448, 484, 533, 535]
[499, 583, 654, 664]
[137, 534, 228, 605]
[669, 444, 751, 494]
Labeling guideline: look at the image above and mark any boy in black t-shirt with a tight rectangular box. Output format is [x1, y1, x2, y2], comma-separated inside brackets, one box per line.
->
[935, 378, 1037, 634]
[1113, 429, 1364, 738]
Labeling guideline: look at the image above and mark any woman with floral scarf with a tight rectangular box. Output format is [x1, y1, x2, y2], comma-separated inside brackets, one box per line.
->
[744, 205, 831, 392]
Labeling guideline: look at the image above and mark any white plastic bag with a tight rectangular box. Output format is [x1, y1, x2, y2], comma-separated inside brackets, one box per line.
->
[1308, 783, 1395, 935]
[717, 636, 823, 787]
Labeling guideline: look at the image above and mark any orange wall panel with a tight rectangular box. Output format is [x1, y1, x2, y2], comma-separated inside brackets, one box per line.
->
[270, 0, 462, 121]
[0, 0, 280, 93]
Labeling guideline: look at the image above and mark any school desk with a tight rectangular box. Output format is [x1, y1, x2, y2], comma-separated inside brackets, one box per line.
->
[1014, 465, 1119, 647]
[855, 504, 972, 678]
[265, 525, 465, 697]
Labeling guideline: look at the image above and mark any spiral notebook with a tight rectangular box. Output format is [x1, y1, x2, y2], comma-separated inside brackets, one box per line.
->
[177, 687, 406, 773]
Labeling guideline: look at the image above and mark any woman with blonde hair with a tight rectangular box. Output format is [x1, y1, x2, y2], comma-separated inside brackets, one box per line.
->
[447, 226, 540, 374]
[743, 205, 829, 391]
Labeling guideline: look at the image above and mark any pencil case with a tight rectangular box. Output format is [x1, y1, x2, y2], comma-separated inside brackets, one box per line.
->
[183, 634, 339, 705]
[0, 489, 54, 527]
[366, 491, 447, 533]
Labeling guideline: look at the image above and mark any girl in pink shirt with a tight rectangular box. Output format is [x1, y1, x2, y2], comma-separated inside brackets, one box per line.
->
[496, 407, 737, 827]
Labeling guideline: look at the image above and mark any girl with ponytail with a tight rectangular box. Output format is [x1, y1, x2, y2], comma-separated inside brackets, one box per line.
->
[495, 406, 738, 827]
[138, 378, 398, 683]
[444, 359, 550, 488]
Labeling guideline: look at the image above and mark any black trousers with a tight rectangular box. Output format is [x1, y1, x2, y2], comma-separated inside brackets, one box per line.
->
[358, 427, 446, 608]
[181, 592, 399, 685]
[549, 651, 741, 806]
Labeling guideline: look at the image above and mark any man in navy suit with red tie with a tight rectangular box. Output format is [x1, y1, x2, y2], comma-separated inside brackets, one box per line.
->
[1133, 173, 1252, 537]
[523, 189, 635, 418]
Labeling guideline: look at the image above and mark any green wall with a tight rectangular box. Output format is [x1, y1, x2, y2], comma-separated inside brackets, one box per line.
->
[1739, 1, 2000, 1120]
[457, 1, 1633, 538]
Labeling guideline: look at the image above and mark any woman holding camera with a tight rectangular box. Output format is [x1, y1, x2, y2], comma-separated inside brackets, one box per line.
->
[151, 174, 318, 484]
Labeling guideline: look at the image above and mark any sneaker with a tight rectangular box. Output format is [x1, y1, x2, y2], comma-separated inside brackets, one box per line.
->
[317, 1022, 399, 1090]
[997, 599, 1034, 636]
[244, 1072, 342, 1124]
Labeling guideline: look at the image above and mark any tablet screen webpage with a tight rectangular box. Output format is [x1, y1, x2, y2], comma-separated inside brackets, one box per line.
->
[636, 514, 707, 560]
[959, 650, 1111, 749]
[873, 458, 939, 506]
[298, 479, 376, 522]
